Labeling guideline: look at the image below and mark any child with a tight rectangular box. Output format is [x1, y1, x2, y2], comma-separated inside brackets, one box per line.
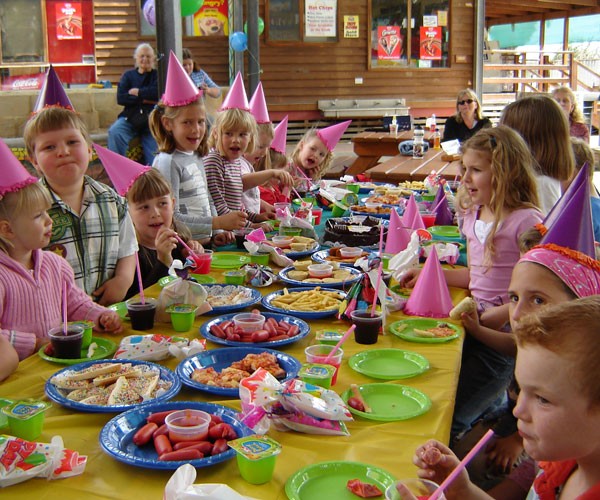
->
[400, 126, 543, 440]
[500, 95, 575, 214]
[409, 296, 600, 500]
[570, 137, 600, 242]
[0, 149, 122, 361]
[181, 48, 221, 99]
[258, 117, 291, 207]
[23, 106, 138, 306]
[0, 336, 19, 381]
[552, 86, 590, 143]
[149, 52, 246, 246]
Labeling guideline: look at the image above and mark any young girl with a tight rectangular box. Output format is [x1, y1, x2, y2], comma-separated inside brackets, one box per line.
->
[149, 53, 246, 246]
[401, 126, 543, 440]
[552, 86, 589, 143]
[125, 169, 203, 299]
[0, 167, 122, 360]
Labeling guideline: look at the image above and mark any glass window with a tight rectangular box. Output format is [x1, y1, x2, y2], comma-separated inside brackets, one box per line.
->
[266, 0, 338, 43]
[370, 0, 450, 69]
[0, 0, 45, 63]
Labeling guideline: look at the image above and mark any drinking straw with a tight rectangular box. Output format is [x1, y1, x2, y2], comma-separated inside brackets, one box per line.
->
[370, 262, 383, 317]
[429, 429, 495, 500]
[134, 251, 145, 305]
[430, 191, 447, 216]
[291, 186, 304, 202]
[174, 233, 197, 258]
[378, 223, 384, 255]
[62, 282, 68, 335]
[322, 324, 356, 364]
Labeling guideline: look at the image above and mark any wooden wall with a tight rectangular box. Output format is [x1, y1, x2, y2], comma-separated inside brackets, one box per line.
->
[93, 0, 474, 119]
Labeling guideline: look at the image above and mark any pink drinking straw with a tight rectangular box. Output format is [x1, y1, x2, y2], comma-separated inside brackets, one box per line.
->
[378, 223, 384, 255]
[134, 251, 145, 305]
[62, 282, 68, 335]
[430, 192, 447, 215]
[371, 262, 383, 317]
[174, 233, 197, 258]
[429, 429, 495, 500]
[322, 324, 356, 364]
[291, 186, 304, 201]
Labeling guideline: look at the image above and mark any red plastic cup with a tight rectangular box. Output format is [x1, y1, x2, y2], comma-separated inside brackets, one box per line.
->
[192, 250, 213, 274]
[312, 207, 323, 225]
[421, 212, 437, 228]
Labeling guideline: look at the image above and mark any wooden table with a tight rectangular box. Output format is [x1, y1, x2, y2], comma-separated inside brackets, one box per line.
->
[365, 149, 462, 183]
[347, 130, 439, 176]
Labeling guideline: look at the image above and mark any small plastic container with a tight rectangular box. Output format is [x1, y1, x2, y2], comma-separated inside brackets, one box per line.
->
[331, 202, 347, 217]
[280, 227, 302, 237]
[305, 345, 343, 385]
[233, 312, 266, 333]
[365, 202, 383, 210]
[385, 479, 444, 500]
[249, 252, 270, 265]
[346, 183, 360, 194]
[69, 320, 94, 349]
[165, 409, 211, 443]
[0, 398, 14, 429]
[224, 270, 246, 285]
[165, 303, 198, 332]
[2, 399, 51, 441]
[339, 247, 363, 258]
[228, 435, 281, 485]
[307, 263, 333, 278]
[298, 363, 336, 389]
[271, 236, 294, 248]
[315, 329, 344, 346]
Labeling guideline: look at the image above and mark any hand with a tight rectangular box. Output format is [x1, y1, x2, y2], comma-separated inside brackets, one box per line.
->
[461, 308, 482, 336]
[155, 227, 178, 267]
[97, 311, 123, 334]
[213, 231, 234, 246]
[485, 432, 524, 474]
[396, 268, 420, 288]
[187, 240, 204, 255]
[253, 212, 274, 222]
[128, 88, 140, 96]
[480, 305, 509, 330]
[262, 203, 276, 220]
[215, 211, 247, 231]
[273, 170, 294, 187]
[93, 275, 130, 306]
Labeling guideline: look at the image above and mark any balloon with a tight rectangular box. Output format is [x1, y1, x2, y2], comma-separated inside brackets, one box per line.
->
[230, 32, 248, 52]
[142, 0, 156, 27]
[180, 0, 204, 17]
[244, 17, 265, 36]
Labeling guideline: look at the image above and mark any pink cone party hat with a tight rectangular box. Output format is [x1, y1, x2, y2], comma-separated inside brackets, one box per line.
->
[161, 51, 202, 106]
[249, 82, 270, 124]
[401, 195, 419, 227]
[404, 246, 454, 318]
[408, 210, 426, 231]
[220, 72, 249, 111]
[33, 66, 74, 112]
[93, 144, 151, 196]
[540, 163, 595, 258]
[316, 120, 352, 152]
[271, 116, 288, 154]
[385, 208, 411, 253]
[0, 139, 38, 197]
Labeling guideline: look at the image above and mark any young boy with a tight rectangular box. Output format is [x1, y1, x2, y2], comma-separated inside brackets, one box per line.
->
[408, 296, 600, 500]
[23, 107, 138, 305]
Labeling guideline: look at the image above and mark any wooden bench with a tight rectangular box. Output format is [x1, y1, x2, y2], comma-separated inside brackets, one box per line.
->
[365, 150, 461, 183]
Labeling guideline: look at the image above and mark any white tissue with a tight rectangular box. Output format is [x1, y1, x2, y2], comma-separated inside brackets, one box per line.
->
[388, 232, 421, 282]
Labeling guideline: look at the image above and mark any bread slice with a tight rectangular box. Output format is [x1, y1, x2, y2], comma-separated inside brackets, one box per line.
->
[51, 376, 93, 391]
[93, 365, 141, 386]
[107, 376, 143, 405]
[449, 297, 477, 320]
[127, 373, 159, 399]
[66, 362, 123, 381]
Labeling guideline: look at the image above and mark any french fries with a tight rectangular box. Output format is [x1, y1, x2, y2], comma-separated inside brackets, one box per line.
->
[271, 287, 344, 312]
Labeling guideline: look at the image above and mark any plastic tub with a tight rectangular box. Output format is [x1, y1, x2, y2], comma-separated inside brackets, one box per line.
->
[233, 313, 266, 333]
[249, 252, 270, 265]
[224, 270, 246, 285]
[339, 247, 363, 258]
[165, 303, 197, 332]
[165, 409, 211, 443]
[228, 435, 281, 485]
[307, 264, 333, 278]
[271, 236, 294, 248]
[2, 399, 51, 441]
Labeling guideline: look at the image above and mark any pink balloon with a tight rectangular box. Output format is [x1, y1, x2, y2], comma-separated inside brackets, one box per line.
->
[143, 0, 156, 27]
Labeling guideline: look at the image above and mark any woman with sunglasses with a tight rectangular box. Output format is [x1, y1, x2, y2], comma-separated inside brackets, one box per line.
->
[442, 89, 492, 143]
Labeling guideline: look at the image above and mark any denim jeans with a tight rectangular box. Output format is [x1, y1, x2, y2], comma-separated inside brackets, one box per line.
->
[107, 116, 157, 167]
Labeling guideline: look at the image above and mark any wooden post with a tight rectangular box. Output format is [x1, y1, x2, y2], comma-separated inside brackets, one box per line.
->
[569, 53, 577, 89]
[155, 0, 182, 96]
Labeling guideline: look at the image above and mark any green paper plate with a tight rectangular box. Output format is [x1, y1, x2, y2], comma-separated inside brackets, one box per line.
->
[210, 253, 251, 269]
[348, 349, 430, 380]
[341, 383, 432, 421]
[428, 225, 461, 238]
[158, 274, 217, 287]
[38, 337, 117, 365]
[389, 318, 461, 343]
[108, 301, 129, 321]
[285, 461, 396, 500]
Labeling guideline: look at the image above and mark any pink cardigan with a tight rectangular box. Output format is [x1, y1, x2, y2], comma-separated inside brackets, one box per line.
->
[0, 249, 106, 360]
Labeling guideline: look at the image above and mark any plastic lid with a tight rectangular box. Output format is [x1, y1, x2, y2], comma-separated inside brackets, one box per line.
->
[315, 330, 344, 342]
[1, 400, 51, 420]
[227, 435, 282, 460]
[299, 363, 336, 379]
[165, 303, 197, 314]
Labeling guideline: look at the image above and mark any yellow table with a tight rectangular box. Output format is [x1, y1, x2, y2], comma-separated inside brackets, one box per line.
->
[1, 264, 467, 499]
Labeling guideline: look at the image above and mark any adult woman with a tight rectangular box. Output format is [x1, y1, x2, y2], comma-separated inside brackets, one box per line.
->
[182, 48, 221, 99]
[552, 86, 590, 143]
[442, 89, 492, 143]
[107, 43, 159, 166]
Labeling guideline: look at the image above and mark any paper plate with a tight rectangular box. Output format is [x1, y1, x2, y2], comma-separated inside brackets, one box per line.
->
[38, 337, 117, 365]
[278, 265, 361, 289]
[428, 225, 462, 239]
[158, 274, 216, 287]
[203, 284, 262, 314]
[341, 384, 432, 421]
[389, 318, 461, 343]
[261, 287, 346, 319]
[285, 242, 321, 260]
[210, 253, 251, 269]
[100, 401, 252, 470]
[177, 347, 301, 397]
[108, 301, 129, 321]
[45, 359, 181, 413]
[348, 349, 430, 380]
[349, 209, 391, 220]
[285, 460, 396, 500]
[199, 312, 310, 348]
[311, 249, 370, 268]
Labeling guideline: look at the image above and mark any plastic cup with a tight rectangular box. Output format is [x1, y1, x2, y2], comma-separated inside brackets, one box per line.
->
[69, 320, 93, 349]
[165, 409, 211, 442]
[228, 435, 281, 485]
[126, 297, 157, 331]
[192, 250, 213, 274]
[224, 270, 246, 285]
[420, 212, 437, 228]
[331, 202, 347, 217]
[304, 344, 343, 385]
[350, 309, 382, 345]
[298, 363, 335, 389]
[381, 253, 393, 271]
[250, 252, 270, 265]
[346, 183, 360, 194]
[166, 303, 197, 332]
[1, 399, 51, 441]
[48, 325, 84, 359]
[385, 479, 445, 500]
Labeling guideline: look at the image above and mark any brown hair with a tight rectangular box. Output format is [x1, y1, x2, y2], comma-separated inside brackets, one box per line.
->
[149, 99, 208, 155]
[571, 137, 595, 173]
[552, 86, 586, 125]
[499, 95, 574, 181]
[454, 89, 484, 123]
[181, 48, 199, 72]
[517, 227, 543, 254]
[515, 295, 600, 409]
[207, 108, 257, 157]
[290, 128, 333, 182]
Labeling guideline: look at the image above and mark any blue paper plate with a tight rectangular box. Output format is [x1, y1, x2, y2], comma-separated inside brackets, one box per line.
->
[311, 249, 373, 268]
[45, 359, 181, 413]
[285, 242, 321, 260]
[199, 312, 310, 348]
[203, 284, 262, 314]
[278, 265, 362, 289]
[177, 347, 301, 397]
[100, 401, 252, 470]
[349, 209, 391, 220]
[261, 287, 346, 319]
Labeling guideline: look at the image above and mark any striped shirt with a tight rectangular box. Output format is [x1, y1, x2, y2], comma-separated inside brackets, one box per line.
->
[240, 158, 261, 213]
[42, 176, 138, 295]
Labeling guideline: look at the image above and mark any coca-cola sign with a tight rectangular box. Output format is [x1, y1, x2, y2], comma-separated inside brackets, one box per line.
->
[1, 73, 45, 91]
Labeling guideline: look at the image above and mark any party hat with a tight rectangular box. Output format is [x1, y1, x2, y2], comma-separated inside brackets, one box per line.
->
[270, 116, 288, 154]
[434, 196, 453, 226]
[33, 66, 74, 112]
[0, 139, 38, 197]
[408, 211, 426, 231]
[220, 72, 250, 111]
[401, 195, 418, 227]
[385, 208, 411, 253]
[316, 120, 352, 152]
[161, 51, 202, 106]
[404, 246, 453, 318]
[249, 82, 270, 124]
[93, 143, 151, 196]
[540, 163, 595, 258]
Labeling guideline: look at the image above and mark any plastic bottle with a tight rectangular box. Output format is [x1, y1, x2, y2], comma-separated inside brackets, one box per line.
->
[432, 127, 441, 149]
[390, 115, 398, 136]
[430, 114, 437, 132]
[413, 125, 424, 159]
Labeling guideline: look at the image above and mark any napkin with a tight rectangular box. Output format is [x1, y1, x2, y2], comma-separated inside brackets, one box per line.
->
[389, 232, 421, 282]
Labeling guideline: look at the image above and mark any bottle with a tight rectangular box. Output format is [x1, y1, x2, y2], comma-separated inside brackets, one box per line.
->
[413, 125, 424, 159]
[389, 115, 398, 136]
[432, 126, 441, 149]
[430, 114, 437, 132]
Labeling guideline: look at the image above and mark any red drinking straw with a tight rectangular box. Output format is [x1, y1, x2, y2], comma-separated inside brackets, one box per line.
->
[134, 251, 145, 305]
[62, 282, 68, 335]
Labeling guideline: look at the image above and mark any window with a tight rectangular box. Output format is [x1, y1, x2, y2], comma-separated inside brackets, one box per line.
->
[266, 0, 338, 43]
[0, 0, 45, 63]
[370, 0, 450, 69]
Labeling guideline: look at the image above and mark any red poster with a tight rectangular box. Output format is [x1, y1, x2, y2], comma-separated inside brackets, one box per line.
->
[420, 26, 442, 60]
[56, 2, 83, 40]
[193, 0, 229, 36]
[377, 26, 402, 60]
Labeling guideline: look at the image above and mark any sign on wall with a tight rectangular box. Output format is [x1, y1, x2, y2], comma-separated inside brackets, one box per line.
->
[377, 25, 402, 60]
[305, 0, 337, 38]
[56, 2, 82, 40]
[344, 15, 359, 38]
[419, 26, 442, 60]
